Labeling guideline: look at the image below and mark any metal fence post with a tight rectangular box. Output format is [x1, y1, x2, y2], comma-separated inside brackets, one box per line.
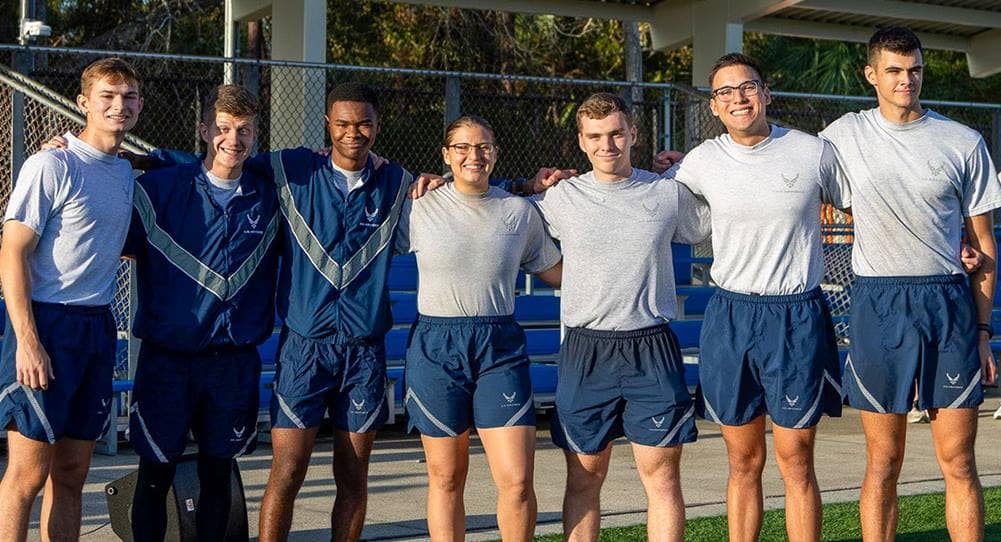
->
[10, 50, 29, 183]
[127, 261, 140, 380]
[992, 108, 1001, 167]
[662, 88, 672, 152]
[444, 76, 461, 129]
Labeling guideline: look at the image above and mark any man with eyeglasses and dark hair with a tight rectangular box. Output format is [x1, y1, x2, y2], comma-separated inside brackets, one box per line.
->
[662, 52, 849, 542]
[818, 26, 1001, 542]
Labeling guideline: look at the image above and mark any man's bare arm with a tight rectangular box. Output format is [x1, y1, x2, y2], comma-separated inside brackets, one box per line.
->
[534, 259, 563, 289]
[522, 168, 577, 196]
[0, 222, 52, 389]
[964, 213, 998, 385]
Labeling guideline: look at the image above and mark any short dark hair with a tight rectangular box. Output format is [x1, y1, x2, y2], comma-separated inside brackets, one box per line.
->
[708, 53, 765, 89]
[868, 26, 922, 65]
[576, 92, 631, 130]
[201, 84, 260, 124]
[325, 82, 379, 116]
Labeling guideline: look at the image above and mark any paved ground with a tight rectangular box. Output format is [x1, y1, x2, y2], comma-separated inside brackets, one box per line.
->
[5, 396, 1001, 541]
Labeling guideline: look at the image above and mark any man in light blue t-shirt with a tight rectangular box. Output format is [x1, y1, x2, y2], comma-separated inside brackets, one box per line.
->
[820, 27, 1001, 542]
[0, 58, 143, 541]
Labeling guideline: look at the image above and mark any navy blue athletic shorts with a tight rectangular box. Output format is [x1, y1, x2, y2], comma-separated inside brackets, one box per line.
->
[0, 301, 115, 443]
[270, 327, 388, 432]
[552, 324, 696, 454]
[845, 274, 981, 413]
[404, 315, 535, 437]
[129, 342, 261, 462]
[696, 288, 842, 428]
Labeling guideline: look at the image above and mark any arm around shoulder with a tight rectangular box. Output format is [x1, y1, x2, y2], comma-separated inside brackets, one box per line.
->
[534, 258, 562, 289]
[673, 185, 711, 245]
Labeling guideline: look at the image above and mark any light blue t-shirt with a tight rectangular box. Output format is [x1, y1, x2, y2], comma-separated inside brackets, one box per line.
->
[4, 132, 134, 305]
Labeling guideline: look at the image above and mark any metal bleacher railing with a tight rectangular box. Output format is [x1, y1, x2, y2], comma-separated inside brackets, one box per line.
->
[2, 44, 1000, 450]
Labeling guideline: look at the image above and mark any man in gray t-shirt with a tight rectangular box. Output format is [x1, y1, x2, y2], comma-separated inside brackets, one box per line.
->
[519, 92, 709, 542]
[0, 58, 143, 541]
[664, 53, 850, 542]
[819, 27, 1001, 542]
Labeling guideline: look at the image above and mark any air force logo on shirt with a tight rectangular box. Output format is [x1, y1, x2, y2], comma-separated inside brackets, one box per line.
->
[361, 205, 381, 228]
[243, 207, 264, 235]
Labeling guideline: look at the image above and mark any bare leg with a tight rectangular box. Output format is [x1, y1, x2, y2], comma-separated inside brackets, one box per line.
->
[479, 426, 536, 542]
[929, 408, 983, 542]
[858, 411, 906, 542]
[40, 437, 96, 542]
[0, 429, 53, 542]
[631, 442, 685, 542]
[420, 431, 470, 542]
[772, 424, 821, 542]
[331, 429, 376, 542]
[258, 427, 318, 542]
[562, 443, 612, 542]
[719, 417, 767, 542]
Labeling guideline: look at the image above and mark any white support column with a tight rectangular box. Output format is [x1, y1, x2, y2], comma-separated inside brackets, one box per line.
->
[224, 0, 238, 84]
[649, 2, 693, 51]
[968, 29, 1001, 78]
[270, 0, 327, 150]
[692, 0, 744, 89]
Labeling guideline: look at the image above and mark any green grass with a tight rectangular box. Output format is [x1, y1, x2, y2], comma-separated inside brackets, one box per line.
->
[535, 486, 1001, 541]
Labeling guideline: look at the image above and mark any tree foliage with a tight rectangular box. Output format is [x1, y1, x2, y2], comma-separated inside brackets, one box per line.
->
[10, 1, 1001, 101]
[42, 0, 222, 53]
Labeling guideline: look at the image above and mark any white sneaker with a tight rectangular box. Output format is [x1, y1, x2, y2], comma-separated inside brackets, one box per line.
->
[993, 404, 1001, 420]
[907, 407, 930, 424]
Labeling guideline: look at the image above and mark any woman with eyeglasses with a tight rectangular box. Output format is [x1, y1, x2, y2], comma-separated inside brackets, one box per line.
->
[394, 115, 563, 541]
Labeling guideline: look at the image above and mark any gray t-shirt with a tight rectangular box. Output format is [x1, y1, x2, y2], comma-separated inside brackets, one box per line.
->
[531, 169, 710, 331]
[820, 108, 1001, 276]
[4, 132, 134, 305]
[395, 183, 561, 317]
[330, 161, 366, 196]
[671, 126, 850, 295]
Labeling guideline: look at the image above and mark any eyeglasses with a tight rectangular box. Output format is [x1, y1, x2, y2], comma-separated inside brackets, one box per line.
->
[447, 143, 498, 156]
[710, 80, 763, 102]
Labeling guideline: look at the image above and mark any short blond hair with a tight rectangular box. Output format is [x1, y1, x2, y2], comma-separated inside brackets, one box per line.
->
[80, 57, 139, 96]
[575, 92, 631, 131]
[201, 84, 260, 124]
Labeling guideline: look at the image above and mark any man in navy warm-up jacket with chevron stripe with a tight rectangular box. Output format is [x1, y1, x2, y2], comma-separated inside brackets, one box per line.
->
[126, 85, 280, 541]
[253, 83, 418, 542]
[72, 82, 430, 541]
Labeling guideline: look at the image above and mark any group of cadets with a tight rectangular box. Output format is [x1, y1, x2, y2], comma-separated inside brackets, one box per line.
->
[0, 24, 997, 542]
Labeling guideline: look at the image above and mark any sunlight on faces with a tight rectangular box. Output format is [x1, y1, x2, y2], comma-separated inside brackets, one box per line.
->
[865, 49, 923, 112]
[326, 101, 379, 169]
[577, 112, 636, 180]
[201, 111, 256, 176]
[443, 124, 497, 190]
[77, 77, 143, 136]
[709, 64, 770, 138]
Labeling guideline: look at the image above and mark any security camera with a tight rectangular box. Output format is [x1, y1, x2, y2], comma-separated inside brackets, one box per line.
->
[21, 20, 52, 39]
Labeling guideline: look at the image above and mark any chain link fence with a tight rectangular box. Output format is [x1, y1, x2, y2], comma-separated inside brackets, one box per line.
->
[2, 44, 1001, 346]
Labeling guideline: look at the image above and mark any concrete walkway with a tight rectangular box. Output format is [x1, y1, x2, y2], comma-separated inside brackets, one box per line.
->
[8, 396, 1001, 541]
